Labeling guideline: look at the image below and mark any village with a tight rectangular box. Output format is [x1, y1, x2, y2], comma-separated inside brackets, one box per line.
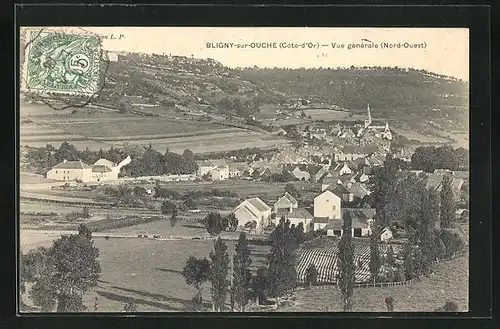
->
[17, 30, 470, 313]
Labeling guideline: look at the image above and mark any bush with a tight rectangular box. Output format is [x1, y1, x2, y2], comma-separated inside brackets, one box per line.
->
[436, 301, 459, 312]
[440, 229, 466, 259]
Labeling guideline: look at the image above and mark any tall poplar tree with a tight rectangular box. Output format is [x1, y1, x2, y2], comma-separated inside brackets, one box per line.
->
[232, 232, 252, 312]
[209, 237, 230, 312]
[368, 155, 398, 228]
[440, 175, 455, 229]
[338, 213, 355, 311]
[369, 232, 381, 285]
[267, 217, 298, 301]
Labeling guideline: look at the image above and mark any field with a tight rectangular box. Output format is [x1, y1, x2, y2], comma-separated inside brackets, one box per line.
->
[20, 103, 290, 153]
[296, 239, 402, 284]
[278, 251, 469, 312]
[293, 108, 351, 121]
[20, 235, 271, 312]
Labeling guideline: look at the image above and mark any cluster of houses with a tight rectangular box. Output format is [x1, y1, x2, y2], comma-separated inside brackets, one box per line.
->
[277, 104, 393, 152]
[230, 167, 468, 241]
[232, 189, 393, 241]
[46, 156, 131, 183]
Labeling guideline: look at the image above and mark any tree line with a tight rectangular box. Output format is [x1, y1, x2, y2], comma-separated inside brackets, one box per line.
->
[410, 145, 469, 172]
[23, 142, 199, 177]
[367, 155, 466, 286]
[182, 216, 309, 311]
[235, 67, 468, 110]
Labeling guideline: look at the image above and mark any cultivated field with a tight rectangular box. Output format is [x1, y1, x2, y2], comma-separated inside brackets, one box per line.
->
[296, 239, 402, 284]
[278, 251, 469, 312]
[20, 103, 290, 153]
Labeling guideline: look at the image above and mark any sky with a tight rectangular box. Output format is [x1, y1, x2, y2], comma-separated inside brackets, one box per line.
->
[23, 27, 469, 80]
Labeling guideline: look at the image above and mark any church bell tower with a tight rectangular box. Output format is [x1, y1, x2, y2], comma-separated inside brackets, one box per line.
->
[364, 103, 372, 128]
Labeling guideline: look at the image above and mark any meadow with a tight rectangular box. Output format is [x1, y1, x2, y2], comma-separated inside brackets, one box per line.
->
[20, 229, 468, 313]
[20, 235, 271, 312]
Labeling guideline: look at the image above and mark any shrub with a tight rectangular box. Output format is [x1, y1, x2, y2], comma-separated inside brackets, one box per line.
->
[385, 296, 394, 312]
[440, 229, 466, 259]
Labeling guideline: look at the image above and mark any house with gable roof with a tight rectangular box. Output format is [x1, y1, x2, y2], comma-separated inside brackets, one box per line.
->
[290, 166, 311, 181]
[46, 160, 93, 182]
[325, 208, 376, 237]
[273, 192, 299, 213]
[46, 156, 131, 182]
[275, 207, 314, 232]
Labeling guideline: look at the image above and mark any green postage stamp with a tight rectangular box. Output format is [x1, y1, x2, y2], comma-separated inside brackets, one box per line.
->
[22, 29, 103, 95]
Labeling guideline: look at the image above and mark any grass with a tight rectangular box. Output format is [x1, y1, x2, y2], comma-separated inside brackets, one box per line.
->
[20, 236, 270, 312]
[278, 252, 469, 312]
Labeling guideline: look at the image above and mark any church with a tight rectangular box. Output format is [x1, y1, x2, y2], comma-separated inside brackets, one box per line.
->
[360, 104, 392, 140]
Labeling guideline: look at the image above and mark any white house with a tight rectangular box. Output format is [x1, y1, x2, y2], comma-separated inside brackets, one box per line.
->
[233, 197, 272, 229]
[325, 208, 375, 238]
[92, 156, 131, 181]
[211, 165, 229, 181]
[313, 190, 341, 219]
[379, 227, 394, 242]
[275, 207, 314, 232]
[196, 159, 227, 177]
[46, 157, 131, 183]
[46, 160, 93, 182]
[273, 192, 299, 213]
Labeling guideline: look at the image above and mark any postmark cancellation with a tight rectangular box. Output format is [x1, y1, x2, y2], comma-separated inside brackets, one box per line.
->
[21, 29, 104, 96]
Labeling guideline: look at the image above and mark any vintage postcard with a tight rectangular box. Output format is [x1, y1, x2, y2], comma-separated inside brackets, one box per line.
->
[19, 27, 469, 313]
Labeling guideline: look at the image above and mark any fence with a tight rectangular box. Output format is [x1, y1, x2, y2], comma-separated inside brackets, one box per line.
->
[306, 278, 418, 291]
[304, 249, 468, 291]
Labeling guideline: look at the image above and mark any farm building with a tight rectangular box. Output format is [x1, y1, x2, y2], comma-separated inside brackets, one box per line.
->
[91, 156, 131, 181]
[211, 165, 229, 181]
[325, 208, 375, 238]
[46, 156, 131, 182]
[313, 190, 341, 219]
[228, 162, 250, 178]
[196, 159, 227, 177]
[334, 145, 379, 162]
[233, 197, 272, 230]
[46, 160, 93, 182]
[273, 192, 299, 213]
[275, 207, 314, 232]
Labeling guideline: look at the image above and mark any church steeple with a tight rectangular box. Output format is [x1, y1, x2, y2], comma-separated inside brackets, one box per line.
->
[364, 103, 372, 128]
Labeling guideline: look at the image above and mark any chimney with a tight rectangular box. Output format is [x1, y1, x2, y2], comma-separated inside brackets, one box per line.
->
[289, 205, 293, 213]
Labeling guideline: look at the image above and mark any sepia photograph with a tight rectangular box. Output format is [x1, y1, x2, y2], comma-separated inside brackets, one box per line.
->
[18, 26, 469, 313]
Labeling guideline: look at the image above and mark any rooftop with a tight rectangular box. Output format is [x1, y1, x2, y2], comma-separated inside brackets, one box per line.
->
[94, 158, 117, 168]
[52, 160, 92, 170]
[92, 165, 112, 173]
[341, 145, 379, 155]
[277, 207, 313, 219]
[247, 197, 271, 212]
